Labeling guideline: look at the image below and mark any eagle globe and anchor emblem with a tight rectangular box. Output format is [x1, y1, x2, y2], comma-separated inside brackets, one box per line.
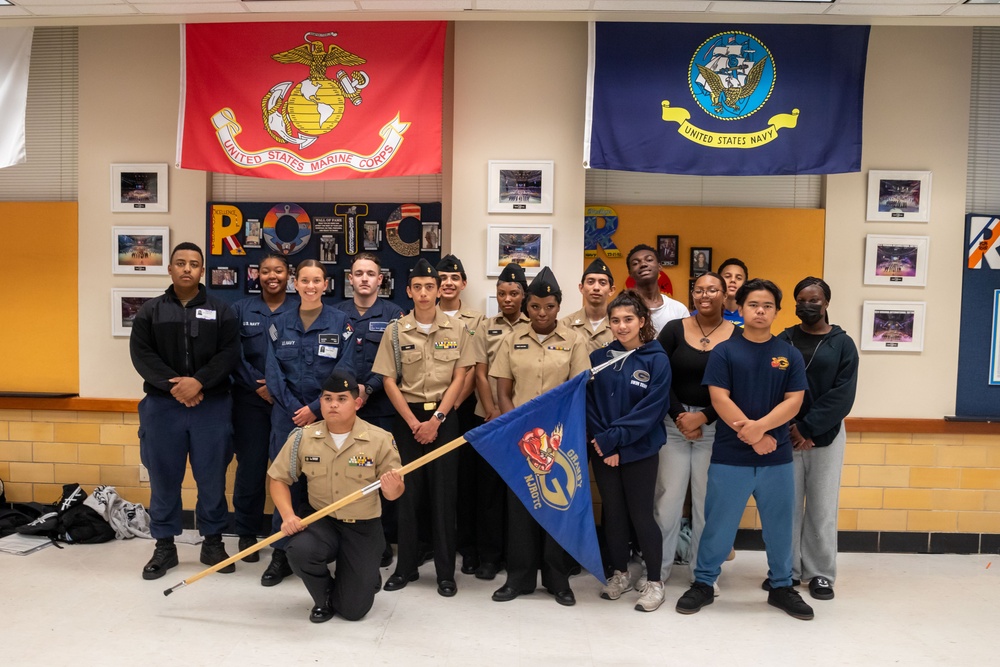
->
[661, 31, 799, 148]
[262, 31, 371, 149]
[517, 424, 584, 512]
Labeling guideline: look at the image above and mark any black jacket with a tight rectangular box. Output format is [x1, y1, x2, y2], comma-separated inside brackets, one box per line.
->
[129, 285, 240, 398]
[777, 324, 859, 447]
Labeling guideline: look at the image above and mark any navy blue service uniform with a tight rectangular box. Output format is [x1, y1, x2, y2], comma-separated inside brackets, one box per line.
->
[230, 294, 298, 538]
[130, 284, 240, 539]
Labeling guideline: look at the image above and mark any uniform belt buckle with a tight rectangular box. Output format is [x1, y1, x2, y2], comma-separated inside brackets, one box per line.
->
[341, 518, 356, 524]
[423, 402, 437, 411]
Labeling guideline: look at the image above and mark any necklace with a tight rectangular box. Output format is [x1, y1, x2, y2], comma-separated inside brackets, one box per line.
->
[694, 314, 724, 349]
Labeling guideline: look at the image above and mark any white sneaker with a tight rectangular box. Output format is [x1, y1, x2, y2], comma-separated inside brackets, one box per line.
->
[634, 580, 665, 612]
[634, 574, 648, 594]
[714, 581, 721, 597]
[600, 569, 633, 600]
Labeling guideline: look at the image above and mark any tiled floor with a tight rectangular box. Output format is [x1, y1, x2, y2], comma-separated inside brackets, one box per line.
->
[2, 537, 996, 666]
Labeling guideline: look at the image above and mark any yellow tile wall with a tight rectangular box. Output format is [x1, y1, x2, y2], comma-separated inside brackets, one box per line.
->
[2, 409, 999, 537]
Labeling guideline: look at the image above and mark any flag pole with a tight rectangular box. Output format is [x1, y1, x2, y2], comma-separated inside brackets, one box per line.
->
[163, 435, 468, 596]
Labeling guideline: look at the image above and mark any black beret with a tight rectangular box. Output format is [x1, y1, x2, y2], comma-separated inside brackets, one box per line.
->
[497, 262, 527, 285]
[581, 258, 614, 285]
[527, 266, 561, 298]
[436, 254, 464, 274]
[322, 369, 358, 394]
[409, 257, 438, 280]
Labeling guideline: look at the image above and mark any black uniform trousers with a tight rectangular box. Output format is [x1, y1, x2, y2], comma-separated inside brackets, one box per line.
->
[503, 488, 572, 593]
[393, 404, 460, 583]
[455, 397, 505, 567]
[231, 391, 272, 537]
[359, 411, 398, 545]
[285, 513, 385, 621]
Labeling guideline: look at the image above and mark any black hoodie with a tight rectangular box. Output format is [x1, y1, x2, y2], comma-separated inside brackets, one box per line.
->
[777, 324, 859, 447]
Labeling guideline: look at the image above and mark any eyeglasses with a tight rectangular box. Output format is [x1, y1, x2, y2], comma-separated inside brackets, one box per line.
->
[691, 287, 722, 296]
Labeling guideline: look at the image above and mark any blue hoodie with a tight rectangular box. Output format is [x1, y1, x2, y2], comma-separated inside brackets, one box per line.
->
[586, 339, 671, 464]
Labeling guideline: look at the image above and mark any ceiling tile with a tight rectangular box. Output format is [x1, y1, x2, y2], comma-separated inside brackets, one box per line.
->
[708, 1, 830, 13]
[134, 2, 248, 13]
[243, 0, 358, 12]
[825, 3, 951, 14]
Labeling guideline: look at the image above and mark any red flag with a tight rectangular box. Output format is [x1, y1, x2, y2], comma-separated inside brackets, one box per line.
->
[177, 22, 444, 180]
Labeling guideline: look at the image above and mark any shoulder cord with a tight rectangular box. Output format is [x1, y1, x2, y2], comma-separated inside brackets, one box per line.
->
[288, 427, 305, 479]
[392, 320, 402, 378]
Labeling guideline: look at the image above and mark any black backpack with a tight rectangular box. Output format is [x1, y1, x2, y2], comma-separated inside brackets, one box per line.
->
[14, 483, 115, 545]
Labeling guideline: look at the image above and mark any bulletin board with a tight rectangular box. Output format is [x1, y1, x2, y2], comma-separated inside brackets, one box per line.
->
[205, 201, 441, 311]
[582, 204, 825, 333]
[955, 214, 1000, 418]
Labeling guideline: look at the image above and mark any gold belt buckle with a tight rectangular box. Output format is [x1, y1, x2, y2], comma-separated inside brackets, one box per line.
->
[423, 402, 437, 411]
[341, 518, 356, 524]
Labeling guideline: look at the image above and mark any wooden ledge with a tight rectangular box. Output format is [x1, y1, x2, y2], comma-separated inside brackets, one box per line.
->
[0, 396, 139, 413]
[845, 418, 1000, 435]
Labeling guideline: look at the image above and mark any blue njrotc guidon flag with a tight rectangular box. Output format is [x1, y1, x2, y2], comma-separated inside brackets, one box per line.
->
[464, 372, 605, 584]
[585, 23, 870, 176]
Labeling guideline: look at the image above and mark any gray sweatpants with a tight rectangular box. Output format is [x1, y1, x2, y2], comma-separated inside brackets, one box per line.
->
[792, 424, 846, 584]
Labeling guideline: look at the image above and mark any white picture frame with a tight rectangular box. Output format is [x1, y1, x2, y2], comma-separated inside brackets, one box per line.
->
[486, 224, 553, 278]
[860, 301, 926, 352]
[111, 226, 170, 275]
[863, 234, 930, 287]
[111, 163, 169, 213]
[487, 160, 554, 214]
[485, 295, 499, 318]
[866, 170, 931, 222]
[111, 288, 161, 337]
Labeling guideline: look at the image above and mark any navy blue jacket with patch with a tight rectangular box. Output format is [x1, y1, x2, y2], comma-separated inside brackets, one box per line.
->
[586, 339, 672, 464]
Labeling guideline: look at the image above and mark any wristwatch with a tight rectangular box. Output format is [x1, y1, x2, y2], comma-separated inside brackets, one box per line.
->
[364, 384, 374, 396]
[433, 411, 447, 423]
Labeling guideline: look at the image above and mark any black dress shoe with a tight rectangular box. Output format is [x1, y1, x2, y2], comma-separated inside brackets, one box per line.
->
[550, 589, 576, 606]
[383, 572, 418, 591]
[261, 549, 293, 587]
[380, 544, 394, 568]
[437, 579, 457, 597]
[142, 540, 178, 581]
[474, 562, 498, 581]
[460, 554, 479, 575]
[309, 605, 334, 624]
[238, 535, 260, 563]
[491, 585, 533, 602]
[200, 535, 235, 573]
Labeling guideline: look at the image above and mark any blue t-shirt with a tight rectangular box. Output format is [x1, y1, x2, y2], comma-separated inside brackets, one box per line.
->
[702, 335, 807, 466]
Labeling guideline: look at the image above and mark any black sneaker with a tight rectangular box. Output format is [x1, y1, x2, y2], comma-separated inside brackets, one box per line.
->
[200, 535, 235, 573]
[675, 582, 715, 615]
[768, 586, 815, 620]
[238, 535, 260, 563]
[142, 539, 178, 580]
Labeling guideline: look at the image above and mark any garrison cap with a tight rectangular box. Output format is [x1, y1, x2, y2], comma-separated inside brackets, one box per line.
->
[582, 258, 614, 285]
[436, 254, 465, 274]
[497, 262, 527, 286]
[527, 266, 561, 298]
[322, 369, 358, 394]
[409, 257, 438, 280]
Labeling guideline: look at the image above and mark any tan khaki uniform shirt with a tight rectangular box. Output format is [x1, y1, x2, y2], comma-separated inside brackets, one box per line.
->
[474, 312, 530, 418]
[440, 305, 488, 366]
[267, 418, 401, 521]
[559, 307, 614, 353]
[489, 321, 591, 408]
[372, 310, 476, 403]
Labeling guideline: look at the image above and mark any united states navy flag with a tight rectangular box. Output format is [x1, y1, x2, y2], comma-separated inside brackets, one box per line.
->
[464, 372, 605, 584]
[585, 23, 870, 176]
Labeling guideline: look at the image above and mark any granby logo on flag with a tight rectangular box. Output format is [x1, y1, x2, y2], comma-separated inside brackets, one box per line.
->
[178, 22, 444, 180]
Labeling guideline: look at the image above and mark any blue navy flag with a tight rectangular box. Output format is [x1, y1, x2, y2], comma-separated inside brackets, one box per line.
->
[464, 372, 605, 584]
[585, 23, 870, 176]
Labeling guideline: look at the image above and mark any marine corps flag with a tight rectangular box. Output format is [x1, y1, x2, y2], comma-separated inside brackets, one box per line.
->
[585, 23, 869, 176]
[178, 22, 444, 180]
[465, 373, 606, 584]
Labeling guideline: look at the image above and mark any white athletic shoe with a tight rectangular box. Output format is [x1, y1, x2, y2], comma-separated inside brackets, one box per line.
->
[634, 574, 648, 594]
[634, 580, 665, 612]
[600, 569, 633, 600]
[714, 581, 721, 597]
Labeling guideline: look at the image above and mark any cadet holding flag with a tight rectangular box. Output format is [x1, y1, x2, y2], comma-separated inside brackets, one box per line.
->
[560, 258, 616, 352]
[373, 258, 476, 598]
[489, 267, 591, 606]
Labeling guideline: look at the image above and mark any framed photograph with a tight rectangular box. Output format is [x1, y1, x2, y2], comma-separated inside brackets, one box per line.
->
[687, 279, 697, 311]
[112, 226, 169, 275]
[866, 170, 932, 222]
[324, 276, 335, 296]
[245, 264, 260, 294]
[343, 269, 354, 299]
[210, 267, 238, 288]
[244, 219, 262, 249]
[378, 268, 394, 299]
[860, 301, 926, 352]
[864, 235, 930, 286]
[318, 234, 338, 264]
[111, 288, 160, 337]
[690, 247, 712, 277]
[422, 222, 441, 252]
[111, 163, 168, 213]
[657, 235, 679, 267]
[486, 295, 499, 318]
[363, 220, 380, 251]
[992, 291, 1000, 386]
[486, 224, 553, 278]
[286, 265, 297, 293]
[487, 160, 554, 214]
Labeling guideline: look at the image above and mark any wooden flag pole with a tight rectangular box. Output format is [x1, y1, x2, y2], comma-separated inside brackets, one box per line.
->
[163, 435, 468, 596]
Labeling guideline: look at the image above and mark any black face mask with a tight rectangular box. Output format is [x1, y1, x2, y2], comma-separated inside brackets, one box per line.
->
[795, 302, 824, 325]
